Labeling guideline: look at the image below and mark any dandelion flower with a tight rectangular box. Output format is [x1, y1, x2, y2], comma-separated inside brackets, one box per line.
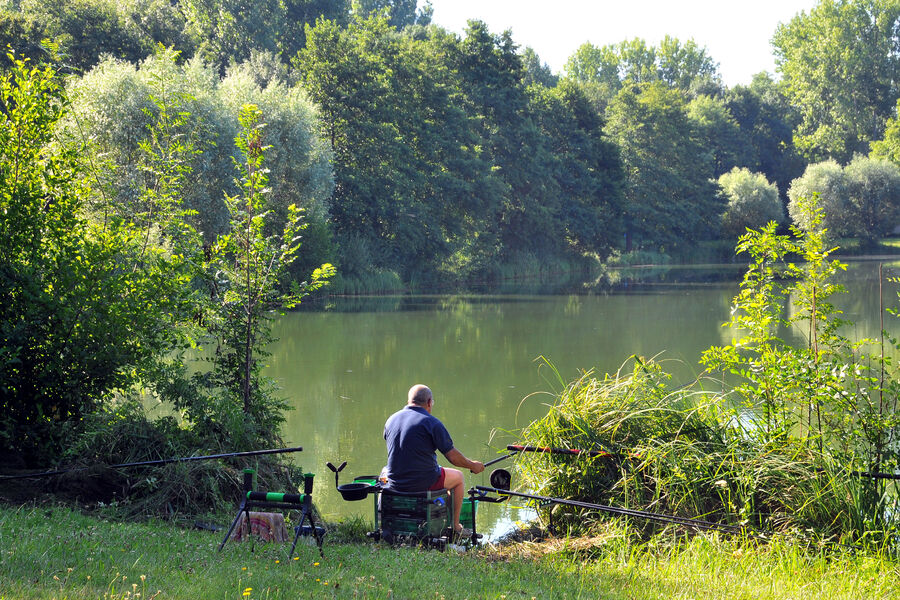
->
[275, 560, 280, 564]
[313, 562, 320, 566]
[242, 567, 247, 571]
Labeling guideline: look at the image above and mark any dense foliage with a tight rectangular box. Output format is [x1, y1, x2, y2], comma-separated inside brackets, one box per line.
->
[295, 17, 624, 282]
[773, 0, 900, 163]
[0, 56, 198, 465]
[788, 156, 900, 245]
[521, 198, 900, 543]
[717, 167, 784, 237]
[0, 53, 333, 489]
[63, 49, 334, 277]
[5, 0, 900, 275]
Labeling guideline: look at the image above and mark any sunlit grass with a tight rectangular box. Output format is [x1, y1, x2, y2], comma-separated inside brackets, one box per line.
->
[2, 504, 898, 599]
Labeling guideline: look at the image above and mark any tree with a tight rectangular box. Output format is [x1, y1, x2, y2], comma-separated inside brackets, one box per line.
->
[180, 0, 284, 69]
[296, 16, 504, 279]
[564, 36, 719, 93]
[787, 159, 852, 235]
[350, 0, 431, 28]
[117, 0, 193, 58]
[844, 155, 900, 246]
[870, 96, 900, 164]
[656, 35, 720, 91]
[64, 50, 334, 272]
[0, 55, 197, 464]
[717, 167, 784, 238]
[724, 73, 804, 199]
[532, 80, 624, 256]
[0, 8, 47, 71]
[564, 41, 621, 88]
[521, 46, 557, 88]
[605, 82, 720, 252]
[789, 156, 900, 246]
[20, 0, 149, 72]
[200, 104, 334, 442]
[276, 0, 350, 60]
[686, 94, 753, 178]
[773, 0, 900, 162]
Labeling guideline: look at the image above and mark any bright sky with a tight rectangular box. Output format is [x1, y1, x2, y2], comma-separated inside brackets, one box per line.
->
[427, 0, 820, 87]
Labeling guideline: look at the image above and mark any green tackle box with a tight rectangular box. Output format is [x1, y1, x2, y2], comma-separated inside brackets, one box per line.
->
[378, 488, 449, 540]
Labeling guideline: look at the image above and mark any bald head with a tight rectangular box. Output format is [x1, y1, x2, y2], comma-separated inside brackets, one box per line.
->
[407, 384, 433, 407]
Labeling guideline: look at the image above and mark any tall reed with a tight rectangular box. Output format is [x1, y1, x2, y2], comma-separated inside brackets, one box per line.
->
[518, 356, 891, 543]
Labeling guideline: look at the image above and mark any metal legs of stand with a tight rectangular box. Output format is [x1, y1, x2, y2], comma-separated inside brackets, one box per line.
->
[219, 471, 324, 559]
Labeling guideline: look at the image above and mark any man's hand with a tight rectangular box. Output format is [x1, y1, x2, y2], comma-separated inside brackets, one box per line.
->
[469, 460, 484, 475]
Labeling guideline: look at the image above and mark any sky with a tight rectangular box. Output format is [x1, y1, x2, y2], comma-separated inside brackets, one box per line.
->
[426, 1, 820, 87]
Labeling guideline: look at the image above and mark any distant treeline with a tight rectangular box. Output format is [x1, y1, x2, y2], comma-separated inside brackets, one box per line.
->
[5, 0, 900, 285]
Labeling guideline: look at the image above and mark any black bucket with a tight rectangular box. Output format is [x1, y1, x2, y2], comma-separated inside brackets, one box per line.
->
[338, 482, 374, 501]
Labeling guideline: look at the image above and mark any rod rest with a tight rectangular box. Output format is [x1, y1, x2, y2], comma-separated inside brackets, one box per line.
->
[246, 491, 306, 504]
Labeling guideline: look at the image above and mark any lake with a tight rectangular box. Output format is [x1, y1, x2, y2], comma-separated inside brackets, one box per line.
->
[265, 259, 900, 540]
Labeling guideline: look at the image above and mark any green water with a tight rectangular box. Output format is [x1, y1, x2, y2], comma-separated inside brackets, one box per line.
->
[265, 260, 900, 539]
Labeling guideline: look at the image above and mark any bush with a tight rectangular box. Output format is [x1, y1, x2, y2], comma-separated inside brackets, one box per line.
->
[518, 359, 863, 539]
[787, 159, 850, 236]
[717, 167, 784, 238]
[56, 397, 301, 517]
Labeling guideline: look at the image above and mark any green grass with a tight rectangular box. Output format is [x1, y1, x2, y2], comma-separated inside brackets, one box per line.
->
[1, 504, 898, 599]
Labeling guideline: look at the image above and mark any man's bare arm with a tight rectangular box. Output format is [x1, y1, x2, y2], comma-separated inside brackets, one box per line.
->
[444, 448, 484, 474]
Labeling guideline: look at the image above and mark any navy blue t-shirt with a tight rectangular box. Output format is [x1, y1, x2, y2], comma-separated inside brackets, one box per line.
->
[383, 405, 454, 492]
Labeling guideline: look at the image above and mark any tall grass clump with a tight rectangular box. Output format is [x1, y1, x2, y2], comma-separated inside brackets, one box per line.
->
[519, 359, 864, 539]
[519, 195, 900, 545]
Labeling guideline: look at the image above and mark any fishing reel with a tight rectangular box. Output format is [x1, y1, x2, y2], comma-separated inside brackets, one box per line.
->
[489, 468, 511, 491]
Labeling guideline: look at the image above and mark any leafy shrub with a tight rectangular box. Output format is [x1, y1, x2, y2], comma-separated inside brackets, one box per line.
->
[57, 397, 301, 517]
[717, 167, 784, 238]
[64, 48, 334, 269]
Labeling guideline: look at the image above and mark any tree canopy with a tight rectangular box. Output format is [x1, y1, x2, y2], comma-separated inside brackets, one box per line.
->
[773, 0, 900, 163]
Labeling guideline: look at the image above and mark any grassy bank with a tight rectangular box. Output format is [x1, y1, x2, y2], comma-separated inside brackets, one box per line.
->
[1, 504, 898, 599]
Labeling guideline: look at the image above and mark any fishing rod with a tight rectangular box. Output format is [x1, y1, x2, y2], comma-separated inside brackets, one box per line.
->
[483, 444, 622, 468]
[473, 485, 750, 537]
[850, 470, 900, 481]
[505, 444, 618, 459]
[0, 446, 303, 481]
[496, 445, 900, 480]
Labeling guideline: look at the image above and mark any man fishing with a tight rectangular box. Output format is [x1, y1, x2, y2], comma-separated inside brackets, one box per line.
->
[383, 384, 484, 539]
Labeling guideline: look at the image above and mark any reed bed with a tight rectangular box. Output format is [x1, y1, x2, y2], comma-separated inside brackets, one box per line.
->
[517, 357, 890, 544]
